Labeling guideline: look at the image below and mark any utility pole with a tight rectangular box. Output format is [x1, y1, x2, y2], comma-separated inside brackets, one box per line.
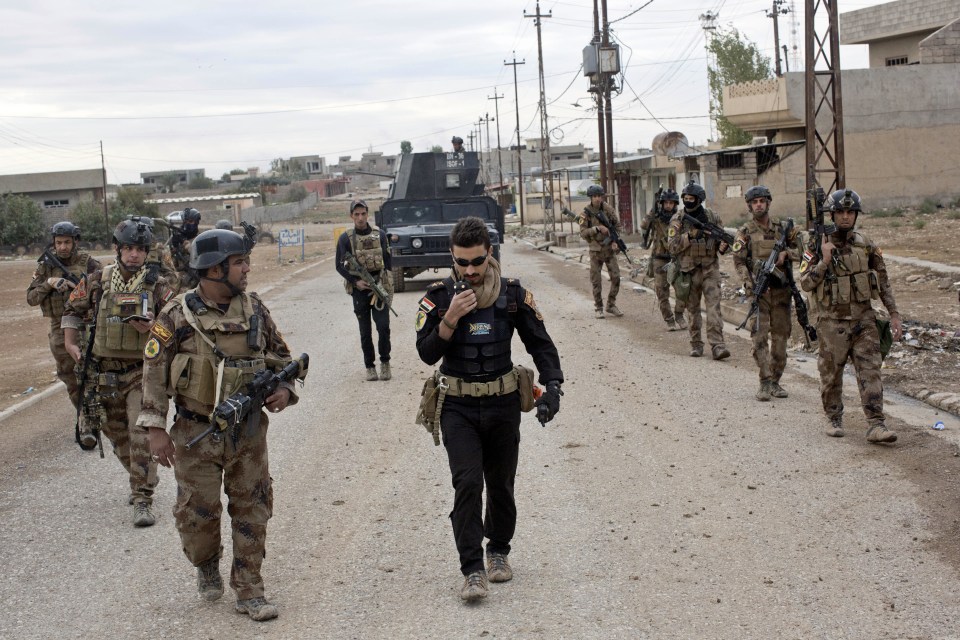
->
[700, 10, 719, 141]
[467, 131, 476, 152]
[767, 0, 791, 77]
[481, 113, 494, 187]
[488, 90, 505, 190]
[591, 0, 607, 192]
[525, 1, 554, 238]
[601, 0, 615, 200]
[782, 45, 790, 72]
[504, 53, 526, 225]
[804, 0, 846, 222]
[100, 140, 109, 227]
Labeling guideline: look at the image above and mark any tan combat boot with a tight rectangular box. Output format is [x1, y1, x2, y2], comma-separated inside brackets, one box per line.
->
[825, 416, 844, 438]
[486, 552, 513, 583]
[365, 367, 379, 382]
[866, 422, 898, 444]
[197, 556, 224, 601]
[235, 597, 279, 621]
[769, 382, 788, 398]
[133, 502, 155, 527]
[606, 303, 624, 317]
[379, 362, 392, 381]
[666, 318, 680, 331]
[460, 570, 489, 601]
[756, 380, 771, 402]
[690, 344, 703, 358]
[711, 344, 731, 361]
[595, 307, 605, 319]
[675, 315, 688, 330]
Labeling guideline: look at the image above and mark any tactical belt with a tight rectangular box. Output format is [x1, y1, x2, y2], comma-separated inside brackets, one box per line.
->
[652, 253, 671, 261]
[97, 359, 142, 375]
[176, 406, 210, 424]
[441, 370, 519, 398]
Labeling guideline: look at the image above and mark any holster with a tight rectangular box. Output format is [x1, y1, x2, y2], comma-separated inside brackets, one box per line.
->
[415, 374, 440, 434]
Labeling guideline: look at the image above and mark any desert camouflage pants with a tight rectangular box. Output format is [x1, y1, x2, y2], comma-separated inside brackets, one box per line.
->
[651, 256, 683, 322]
[686, 262, 725, 349]
[100, 372, 158, 505]
[816, 314, 885, 425]
[750, 287, 792, 382]
[170, 415, 273, 600]
[589, 248, 620, 309]
[48, 319, 80, 411]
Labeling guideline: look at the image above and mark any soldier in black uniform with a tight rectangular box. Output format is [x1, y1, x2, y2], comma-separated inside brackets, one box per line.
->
[415, 216, 563, 602]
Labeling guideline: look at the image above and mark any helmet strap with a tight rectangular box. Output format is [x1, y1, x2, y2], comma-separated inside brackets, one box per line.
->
[200, 259, 243, 297]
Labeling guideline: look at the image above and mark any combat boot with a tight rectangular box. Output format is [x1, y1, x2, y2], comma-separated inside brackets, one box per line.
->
[711, 345, 731, 360]
[606, 303, 624, 317]
[595, 307, 605, 319]
[756, 380, 771, 402]
[365, 367, 379, 382]
[486, 552, 513, 583]
[197, 556, 223, 601]
[133, 502, 155, 527]
[666, 318, 680, 331]
[769, 382, 788, 398]
[460, 570, 489, 602]
[825, 416, 844, 438]
[675, 315, 688, 330]
[690, 344, 703, 358]
[235, 597, 279, 621]
[379, 362, 392, 381]
[866, 422, 898, 444]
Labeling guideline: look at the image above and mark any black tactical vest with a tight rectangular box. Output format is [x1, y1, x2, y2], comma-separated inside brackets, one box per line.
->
[438, 278, 517, 381]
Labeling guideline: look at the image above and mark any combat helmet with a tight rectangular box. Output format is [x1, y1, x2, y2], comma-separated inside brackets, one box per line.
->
[586, 185, 605, 197]
[659, 188, 680, 204]
[113, 219, 154, 247]
[744, 185, 772, 202]
[826, 189, 862, 216]
[189, 229, 253, 271]
[51, 221, 81, 240]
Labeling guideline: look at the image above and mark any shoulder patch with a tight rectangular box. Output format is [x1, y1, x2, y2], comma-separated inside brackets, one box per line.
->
[144, 337, 161, 360]
[731, 240, 743, 253]
[668, 227, 677, 238]
[419, 297, 436, 313]
[415, 309, 427, 331]
[150, 322, 174, 345]
[68, 277, 87, 301]
[524, 290, 544, 321]
[799, 260, 810, 274]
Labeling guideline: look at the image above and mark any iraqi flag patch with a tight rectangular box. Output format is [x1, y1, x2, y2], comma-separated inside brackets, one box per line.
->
[419, 297, 436, 313]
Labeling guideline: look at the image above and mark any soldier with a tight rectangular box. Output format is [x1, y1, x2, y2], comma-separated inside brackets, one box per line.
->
[799, 189, 902, 442]
[668, 181, 731, 360]
[451, 136, 465, 153]
[62, 219, 175, 527]
[640, 188, 686, 330]
[166, 208, 201, 294]
[731, 186, 802, 401]
[335, 199, 393, 381]
[26, 221, 101, 446]
[415, 216, 563, 602]
[578, 184, 623, 319]
[215, 219, 234, 230]
[137, 228, 302, 621]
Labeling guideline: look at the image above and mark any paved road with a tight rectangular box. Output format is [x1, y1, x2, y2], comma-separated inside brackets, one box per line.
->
[2, 243, 959, 639]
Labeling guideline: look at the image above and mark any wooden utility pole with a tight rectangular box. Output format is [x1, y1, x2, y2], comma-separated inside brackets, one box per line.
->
[467, 131, 476, 152]
[504, 53, 526, 224]
[488, 90, 505, 190]
[601, 0, 615, 199]
[592, 0, 607, 190]
[768, 0, 791, 77]
[100, 140, 109, 227]
[525, 1, 554, 238]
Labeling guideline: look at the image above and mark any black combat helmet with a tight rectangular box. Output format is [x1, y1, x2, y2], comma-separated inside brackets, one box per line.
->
[183, 208, 201, 224]
[113, 219, 154, 247]
[659, 188, 680, 204]
[51, 221, 81, 240]
[451, 136, 464, 144]
[189, 229, 252, 271]
[744, 185, 773, 202]
[826, 189, 862, 215]
[214, 219, 234, 230]
[586, 185, 605, 197]
[681, 181, 705, 210]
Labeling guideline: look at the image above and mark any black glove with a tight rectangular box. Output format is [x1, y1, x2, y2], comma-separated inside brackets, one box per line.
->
[535, 381, 563, 425]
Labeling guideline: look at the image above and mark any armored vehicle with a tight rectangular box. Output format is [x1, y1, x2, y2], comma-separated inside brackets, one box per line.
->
[375, 151, 504, 292]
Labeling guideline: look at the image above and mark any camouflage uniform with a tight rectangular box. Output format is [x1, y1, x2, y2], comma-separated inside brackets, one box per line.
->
[137, 288, 298, 600]
[26, 250, 101, 411]
[800, 229, 898, 433]
[668, 207, 729, 357]
[578, 201, 621, 311]
[61, 264, 174, 506]
[640, 207, 683, 324]
[731, 218, 801, 390]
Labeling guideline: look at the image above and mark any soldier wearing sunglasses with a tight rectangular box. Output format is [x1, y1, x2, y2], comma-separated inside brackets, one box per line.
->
[415, 216, 563, 602]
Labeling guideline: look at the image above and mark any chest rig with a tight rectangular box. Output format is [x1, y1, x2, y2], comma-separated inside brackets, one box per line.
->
[746, 220, 788, 287]
[40, 253, 89, 319]
[812, 232, 880, 312]
[348, 228, 385, 273]
[92, 265, 156, 360]
[439, 278, 518, 380]
[679, 208, 720, 270]
[170, 291, 267, 411]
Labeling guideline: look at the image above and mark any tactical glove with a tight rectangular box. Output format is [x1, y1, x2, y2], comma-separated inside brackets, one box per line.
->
[46, 277, 73, 293]
[535, 381, 563, 425]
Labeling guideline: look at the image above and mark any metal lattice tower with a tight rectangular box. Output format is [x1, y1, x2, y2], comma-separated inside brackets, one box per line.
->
[700, 11, 719, 141]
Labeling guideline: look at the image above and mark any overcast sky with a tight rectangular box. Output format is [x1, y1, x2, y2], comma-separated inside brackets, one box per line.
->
[0, 0, 890, 185]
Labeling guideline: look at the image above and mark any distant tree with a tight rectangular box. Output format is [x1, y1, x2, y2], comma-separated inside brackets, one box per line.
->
[708, 27, 772, 146]
[285, 184, 308, 203]
[0, 194, 45, 246]
[221, 172, 232, 183]
[70, 200, 125, 245]
[429, 145, 443, 153]
[229, 168, 246, 175]
[188, 176, 215, 190]
[113, 186, 159, 218]
[158, 172, 180, 193]
[400, 140, 413, 154]
[270, 158, 308, 180]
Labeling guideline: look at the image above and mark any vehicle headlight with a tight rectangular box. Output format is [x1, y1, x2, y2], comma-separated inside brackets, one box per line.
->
[389, 234, 400, 243]
[412, 238, 423, 249]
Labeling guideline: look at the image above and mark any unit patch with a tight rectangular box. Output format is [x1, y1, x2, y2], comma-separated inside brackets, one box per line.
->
[468, 322, 492, 336]
[731, 240, 743, 253]
[419, 297, 436, 313]
[144, 338, 160, 360]
[668, 227, 677, 238]
[150, 322, 174, 345]
[69, 278, 87, 301]
[524, 290, 543, 321]
[415, 310, 427, 331]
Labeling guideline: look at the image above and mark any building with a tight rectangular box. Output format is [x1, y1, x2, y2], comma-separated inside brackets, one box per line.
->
[841, 0, 959, 67]
[288, 155, 327, 176]
[140, 168, 207, 192]
[0, 169, 105, 225]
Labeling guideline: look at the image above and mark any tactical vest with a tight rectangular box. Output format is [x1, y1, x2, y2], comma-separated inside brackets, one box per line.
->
[812, 232, 880, 310]
[747, 220, 787, 286]
[583, 204, 616, 252]
[169, 291, 267, 409]
[438, 278, 517, 380]
[39, 252, 90, 319]
[92, 265, 157, 360]
[678, 208, 720, 271]
[347, 228, 385, 273]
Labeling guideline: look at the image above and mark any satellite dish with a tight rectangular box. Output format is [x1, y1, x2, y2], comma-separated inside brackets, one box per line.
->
[652, 132, 691, 156]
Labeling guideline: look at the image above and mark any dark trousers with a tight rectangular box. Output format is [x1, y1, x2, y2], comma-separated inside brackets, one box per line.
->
[441, 392, 522, 575]
[351, 288, 391, 368]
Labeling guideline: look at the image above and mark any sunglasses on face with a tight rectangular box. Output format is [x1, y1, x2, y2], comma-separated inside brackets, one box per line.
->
[453, 255, 487, 267]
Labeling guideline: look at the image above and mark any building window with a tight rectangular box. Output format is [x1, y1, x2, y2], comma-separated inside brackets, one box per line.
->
[307, 162, 319, 172]
[885, 56, 908, 66]
[717, 153, 743, 170]
[43, 199, 70, 208]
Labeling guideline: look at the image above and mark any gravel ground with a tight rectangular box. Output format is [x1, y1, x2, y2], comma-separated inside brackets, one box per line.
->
[2, 244, 960, 639]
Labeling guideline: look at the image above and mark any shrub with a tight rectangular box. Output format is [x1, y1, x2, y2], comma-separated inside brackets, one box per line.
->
[0, 194, 45, 246]
[285, 185, 308, 203]
[947, 210, 960, 220]
[913, 219, 927, 230]
[918, 198, 938, 214]
[872, 207, 905, 218]
[70, 201, 126, 244]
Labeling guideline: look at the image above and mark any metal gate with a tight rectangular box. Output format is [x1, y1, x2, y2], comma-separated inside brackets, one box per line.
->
[616, 174, 633, 232]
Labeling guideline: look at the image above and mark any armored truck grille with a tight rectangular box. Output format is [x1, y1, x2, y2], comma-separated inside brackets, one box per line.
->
[424, 237, 449, 251]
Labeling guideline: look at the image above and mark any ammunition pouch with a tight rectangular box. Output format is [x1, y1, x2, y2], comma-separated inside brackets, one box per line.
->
[668, 262, 692, 303]
[416, 374, 440, 435]
[877, 318, 893, 360]
[514, 364, 537, 413]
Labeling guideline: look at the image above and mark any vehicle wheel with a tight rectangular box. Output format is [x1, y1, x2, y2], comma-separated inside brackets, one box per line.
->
[392, 268, 406, 293]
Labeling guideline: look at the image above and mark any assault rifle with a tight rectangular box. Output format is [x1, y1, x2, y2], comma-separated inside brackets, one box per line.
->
[682, 214, 736, 247]
[642, 184, 664, 249]
[346, 253, 398, 317]
[185, 353, 309, 449]
[74, 295, 104, 457]
[805, 186, 838, 279]
[786, 265, 817, 342]
[240, 221, 259, 248]
[38, 249, 82, 286]
[738, 219, 794, 332]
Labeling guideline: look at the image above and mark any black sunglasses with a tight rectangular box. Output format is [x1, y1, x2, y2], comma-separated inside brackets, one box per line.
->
[453, 255, 488, 267]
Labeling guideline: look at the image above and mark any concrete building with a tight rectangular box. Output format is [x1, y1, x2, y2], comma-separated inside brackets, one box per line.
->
[841, 0, 959, 67]
[329, 152, 399, 191]
[288, 155, 327, 176]
[0, 168, 105, 222]
[140, 168, 206, 192]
